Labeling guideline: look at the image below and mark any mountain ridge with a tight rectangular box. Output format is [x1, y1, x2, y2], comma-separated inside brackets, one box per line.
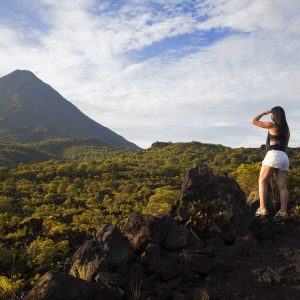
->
[0, 70, 140, 149]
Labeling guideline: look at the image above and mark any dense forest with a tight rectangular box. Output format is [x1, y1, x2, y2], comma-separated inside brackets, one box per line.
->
[1, 140, 300, 298]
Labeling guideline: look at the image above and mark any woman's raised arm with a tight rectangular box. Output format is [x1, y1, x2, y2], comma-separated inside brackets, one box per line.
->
[251, 111, 274, 129]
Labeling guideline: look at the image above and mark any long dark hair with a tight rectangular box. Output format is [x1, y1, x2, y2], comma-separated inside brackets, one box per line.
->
[271, 106, 289, 146]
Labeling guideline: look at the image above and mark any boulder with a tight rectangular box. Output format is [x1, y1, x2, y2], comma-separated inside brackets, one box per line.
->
[69, 223, 134, 280]
[122, 212, 179, 254]
[148, 255, 183, 280]
[22, 271, 122, 300]
[140, 243, 161, 266]
[178, 252, 212, 275]
[163, 224, 189, 250]
[172, 164, 253, 242]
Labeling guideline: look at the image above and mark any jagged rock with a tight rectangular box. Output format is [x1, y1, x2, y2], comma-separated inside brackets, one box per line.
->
[22, 271, 122, 300]
[69, 223, 134, 280]
[178, 252, 212, 275]
[163, 224, 189, 250]
[95, 271, 126, 287]
[172, 164, 253, 242]
[122, 212, 174, 254]
[148, 255, 183, 280]
[140, 243, 161, 266]
[184, 234, 205, 252]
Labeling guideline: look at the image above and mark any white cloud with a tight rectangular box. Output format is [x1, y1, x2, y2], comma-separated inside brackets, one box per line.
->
[0, 0, 299, 149]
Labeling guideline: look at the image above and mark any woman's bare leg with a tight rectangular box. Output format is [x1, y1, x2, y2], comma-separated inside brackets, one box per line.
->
[258, 165, 275, 209]
[274, 170, 288, 211]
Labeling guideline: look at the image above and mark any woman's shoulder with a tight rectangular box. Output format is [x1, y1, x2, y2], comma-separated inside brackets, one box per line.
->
[268, 122, 277, 129]
[268, 123, 279, 135]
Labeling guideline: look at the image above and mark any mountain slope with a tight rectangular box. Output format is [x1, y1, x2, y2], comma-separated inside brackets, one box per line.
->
[0, 70, 139, 149]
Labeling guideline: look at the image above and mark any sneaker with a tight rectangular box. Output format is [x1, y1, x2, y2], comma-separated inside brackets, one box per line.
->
[273, 210, 289, 222]
[255, 207, 268, 218]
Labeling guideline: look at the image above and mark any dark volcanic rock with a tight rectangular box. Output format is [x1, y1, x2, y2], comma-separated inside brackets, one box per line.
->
[140, 243, 161, 266]
[178, 252, 212, 275]
[22, 271, 122, 300]
[172, 164, 253, 242]
[122, 212, 178, 254]
[69, 223, 134, 280]
[163, 224, 189, 250]
[122, 213, 165, 254]
[148, 255, 183, 280]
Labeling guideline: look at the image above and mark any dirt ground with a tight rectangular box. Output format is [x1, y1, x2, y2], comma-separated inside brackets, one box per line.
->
[205, 219, 300, 300]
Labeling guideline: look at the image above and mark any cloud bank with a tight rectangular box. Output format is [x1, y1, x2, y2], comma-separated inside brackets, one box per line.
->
[0, 0, 300, 148]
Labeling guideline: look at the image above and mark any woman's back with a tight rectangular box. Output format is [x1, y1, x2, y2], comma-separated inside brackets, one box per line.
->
[266, 122, 290, 151]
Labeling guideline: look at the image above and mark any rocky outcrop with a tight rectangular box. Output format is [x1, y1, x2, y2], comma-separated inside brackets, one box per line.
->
[69, 223, 134, 281]
[171, 164, 253, 243]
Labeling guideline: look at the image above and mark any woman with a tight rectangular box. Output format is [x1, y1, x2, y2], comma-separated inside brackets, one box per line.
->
[251, 106, 290, 222]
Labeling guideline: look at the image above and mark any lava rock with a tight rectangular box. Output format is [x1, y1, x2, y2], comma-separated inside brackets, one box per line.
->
[122, 212, 180, 254]
[163, 224, 189, 250]
[69, 223, 134, 280]
[22, 271, 122, 300]
[173, 164, 253, 242]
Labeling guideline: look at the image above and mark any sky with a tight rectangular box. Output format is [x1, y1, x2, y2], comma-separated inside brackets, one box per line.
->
[0, 0, 300, 149]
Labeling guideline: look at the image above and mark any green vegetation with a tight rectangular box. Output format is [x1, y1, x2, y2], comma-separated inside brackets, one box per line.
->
[0, 140, 300, 297]
[0, 137, 112, 167]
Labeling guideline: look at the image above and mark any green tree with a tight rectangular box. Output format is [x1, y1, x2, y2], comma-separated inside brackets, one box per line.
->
[142, 186, 180, 215]
[26, 237, 69, 268]
[231, 163, 261, 196]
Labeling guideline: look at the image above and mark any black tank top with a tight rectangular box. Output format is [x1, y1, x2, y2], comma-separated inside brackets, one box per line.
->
[266, 131, 286, 152]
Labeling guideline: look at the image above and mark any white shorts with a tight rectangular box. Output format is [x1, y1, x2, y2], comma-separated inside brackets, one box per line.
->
[262, 150, 289, 171]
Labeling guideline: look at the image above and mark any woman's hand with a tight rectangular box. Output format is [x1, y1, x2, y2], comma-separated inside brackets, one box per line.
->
[263, 110, 271, 115]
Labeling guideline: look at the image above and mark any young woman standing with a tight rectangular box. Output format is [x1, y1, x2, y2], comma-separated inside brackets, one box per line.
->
[251, 106, 290, 222]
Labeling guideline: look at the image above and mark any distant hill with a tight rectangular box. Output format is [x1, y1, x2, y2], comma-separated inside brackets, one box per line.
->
[0, 137, 117, 167]
[0, 70, 139, 149]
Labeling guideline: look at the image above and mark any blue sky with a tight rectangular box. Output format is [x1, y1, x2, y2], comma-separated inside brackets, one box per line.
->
[0, 0, 300, 148]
